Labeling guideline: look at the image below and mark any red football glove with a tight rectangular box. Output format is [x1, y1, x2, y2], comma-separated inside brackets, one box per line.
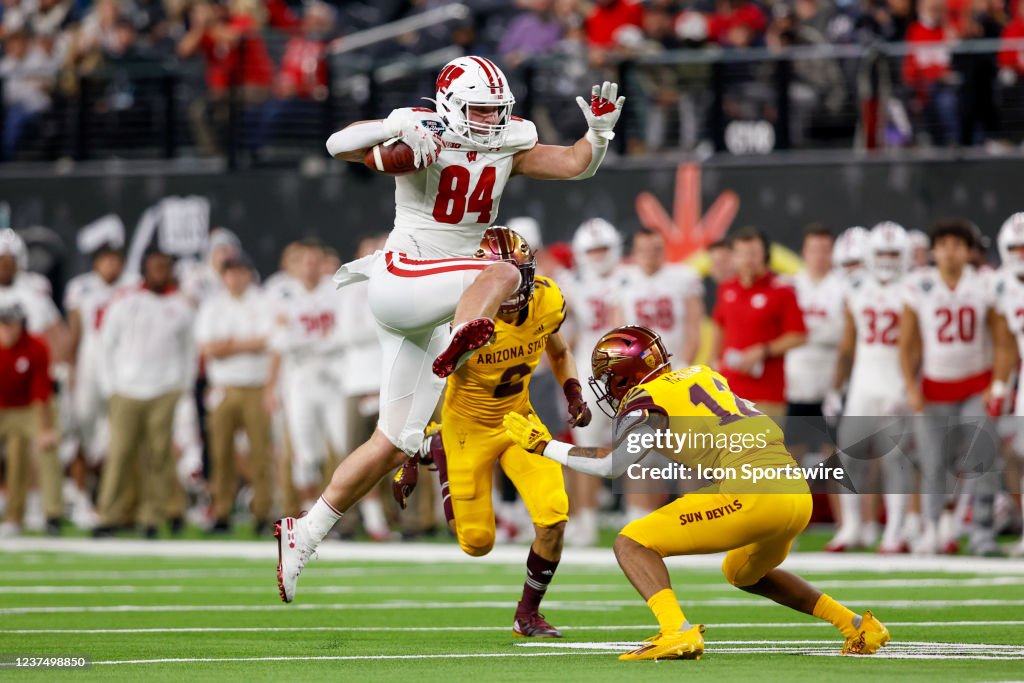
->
[563, 378, 592, 428]
[391, 456, 419, 510]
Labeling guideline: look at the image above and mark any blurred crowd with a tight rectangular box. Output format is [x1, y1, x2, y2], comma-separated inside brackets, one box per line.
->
[5, 0, 1024, 160]
[1, 208, 1024, 559]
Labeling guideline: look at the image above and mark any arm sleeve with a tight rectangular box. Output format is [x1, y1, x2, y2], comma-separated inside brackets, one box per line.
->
[326, 119, 397, 158]
[544, 408, 668, 479]
[570, 130, 610, 181]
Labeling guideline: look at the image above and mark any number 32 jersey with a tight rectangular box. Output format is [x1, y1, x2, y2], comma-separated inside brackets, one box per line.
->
[845, 275, 906, 410]
[444, 276, 565, 426]
[388, 107, 538, 259]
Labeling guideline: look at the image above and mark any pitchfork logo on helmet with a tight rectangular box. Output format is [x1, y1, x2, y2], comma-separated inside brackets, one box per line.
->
[590, 325, 671, 417]
[998, 212, 1024, 277]
[866, 221, 911, 283]
[475, 226, 535, 314]
[433, 56, 515, 148]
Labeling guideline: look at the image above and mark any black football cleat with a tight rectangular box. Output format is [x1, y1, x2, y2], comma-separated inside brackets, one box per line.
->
[513, 612, 564, 638]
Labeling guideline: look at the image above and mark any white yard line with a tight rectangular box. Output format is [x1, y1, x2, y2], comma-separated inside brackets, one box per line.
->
[4, 538, 1024, 575]
[5, 621, 1024, 635]
[4, 598, 1024, 616]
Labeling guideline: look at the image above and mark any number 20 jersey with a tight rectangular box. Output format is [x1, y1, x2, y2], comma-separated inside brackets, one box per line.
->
[388, 108, 539, 259]
[444, 276, 566, 426]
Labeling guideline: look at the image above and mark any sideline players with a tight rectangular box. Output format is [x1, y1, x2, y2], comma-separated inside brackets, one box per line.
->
[503, 325, 890, 660]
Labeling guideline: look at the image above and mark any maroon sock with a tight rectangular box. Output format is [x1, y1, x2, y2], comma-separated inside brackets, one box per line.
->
[517, 548, 559, 617]
[431, 436, 454, 525]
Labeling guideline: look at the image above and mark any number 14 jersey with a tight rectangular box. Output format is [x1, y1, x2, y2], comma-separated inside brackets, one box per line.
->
[444, 276, 566, 426]
[388, 108, 539, 259]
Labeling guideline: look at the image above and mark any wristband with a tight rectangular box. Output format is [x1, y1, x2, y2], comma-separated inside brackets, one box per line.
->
[991, 380, 1008, 398]
[541, 440, 573, 465]
[563, 378, 584, 402]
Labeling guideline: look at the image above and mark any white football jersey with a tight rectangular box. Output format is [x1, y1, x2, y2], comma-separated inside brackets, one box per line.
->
[268, 279, 342, 367]
[903, 265, 993, 382]
[561, 268, 626, 378]
[617, 264, 703, 362]
[845, 275, 906, 411]
[65, 272, 120, 344]
[387, 108, 538, 259]
[785, 270, 847, 403]
[992, 269, 1024, 415]
[262, 271, 301, 307]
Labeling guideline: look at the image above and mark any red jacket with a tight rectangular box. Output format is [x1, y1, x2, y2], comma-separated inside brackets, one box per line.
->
[712, 272, 806, 403]
[0, 332, 51, 409]
[707, 2, 767, 45]
[902, 21, 955, 88]
[585, 0, 644, 47]
[999, 18, 1024, 73]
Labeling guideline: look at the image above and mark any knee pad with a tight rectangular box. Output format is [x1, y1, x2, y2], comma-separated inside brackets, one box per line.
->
[458, 525, 495, 557]
[721, 549, 758, 588]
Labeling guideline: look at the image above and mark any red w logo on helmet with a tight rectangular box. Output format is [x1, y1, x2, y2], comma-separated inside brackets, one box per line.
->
[436, 65, 465, 94]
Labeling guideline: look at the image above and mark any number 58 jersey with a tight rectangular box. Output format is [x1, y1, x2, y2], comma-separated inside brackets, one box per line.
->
[388, 108, 538, 259]
[444, 276, 566, 426]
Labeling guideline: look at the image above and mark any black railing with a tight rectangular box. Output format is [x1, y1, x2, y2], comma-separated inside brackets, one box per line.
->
[5, 38, 1024, 166]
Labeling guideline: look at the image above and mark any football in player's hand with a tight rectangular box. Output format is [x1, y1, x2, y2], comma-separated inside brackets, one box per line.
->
[363, 140, 435, 176]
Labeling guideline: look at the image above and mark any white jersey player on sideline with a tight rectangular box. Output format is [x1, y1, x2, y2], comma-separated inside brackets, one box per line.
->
[832, 226, 869, 279]
[899, 220, 1014, 556]
[908, 229, 931, 270]
[826, 222, 915, 553]
[559, 218, 626, 544]
[990, 213, 1024, 556]
[0, 229, 64, 346]
[64, 243, 126, 465]
[276, 56, 625, 602]
[785, 226, 845, 416]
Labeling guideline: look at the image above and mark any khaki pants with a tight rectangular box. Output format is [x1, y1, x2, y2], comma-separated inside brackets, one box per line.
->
[0, 406, 61, 524]
[98, 391, 180, 527]
[207, 385, 272, 522]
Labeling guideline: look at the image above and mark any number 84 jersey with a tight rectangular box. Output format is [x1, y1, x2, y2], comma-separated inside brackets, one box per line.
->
[444, 276, 566, 426]
[388, 108, 538, 259]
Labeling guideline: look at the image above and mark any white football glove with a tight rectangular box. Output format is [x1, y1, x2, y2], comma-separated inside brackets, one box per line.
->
[575, 81, 626, 141]
[384, 109, 442, 169]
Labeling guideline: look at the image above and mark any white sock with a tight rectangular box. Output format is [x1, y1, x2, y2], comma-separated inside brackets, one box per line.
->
[625, 505, 649, 524]
[358, 498, 388, 536]
[836, 494, 861, 540]
[298, 497, 343, 550]
[881, 493, 907, 546]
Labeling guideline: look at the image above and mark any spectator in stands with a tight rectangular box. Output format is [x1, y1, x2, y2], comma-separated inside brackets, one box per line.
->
[585, 0, 643, 49]
[710, 227, 807, 417]
[957, 0, 1003, 144]
[177, 0, 273, 156]
[707, 0, 767, 48]
[251, 1, 336, 152]
[95, 247, 195, 537]
[999, 0, 1024, 79]
[499, 0, 566, 68]
[0, 28, 58, 160]
[0, 298, 60, 538]
[855, 0, 912, 42]
[903, 0, 960, 145]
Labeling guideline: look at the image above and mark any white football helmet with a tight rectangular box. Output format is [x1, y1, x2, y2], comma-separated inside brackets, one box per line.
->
[998, 212, 1024, 276]
[506, 216, 542, 250]
[572, 218, 621, 278]
[0, 228, 27, 271]
[866, 221, 911, 283]
[433, 56, 515, 148]
[833, 226, 869, 269]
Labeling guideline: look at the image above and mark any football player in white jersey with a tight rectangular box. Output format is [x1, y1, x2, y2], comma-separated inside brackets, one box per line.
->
[826, 222, 915, 553]
[0, 229, 66, 357]
[617, 229, 704, 520]
[899, 220, 1016, 555]
[990, 213, 1024, 556]
[65, 243, 126, 466]
[276, 57, 625, 600]
[559, 217, 626, 544]
[832, 226, 869, 279]
[908, 230, 931, 269]
[786, 225, 845, 419]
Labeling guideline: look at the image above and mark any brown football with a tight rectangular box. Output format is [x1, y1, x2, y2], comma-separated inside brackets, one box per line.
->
[363, 141, 426, 176]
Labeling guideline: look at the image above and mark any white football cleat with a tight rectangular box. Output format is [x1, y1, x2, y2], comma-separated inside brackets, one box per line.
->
[275, 517, 313, 603]
[824, 525, 863, 553]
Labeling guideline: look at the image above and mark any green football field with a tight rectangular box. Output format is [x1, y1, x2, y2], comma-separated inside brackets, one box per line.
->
[1, 540, 1023, 682]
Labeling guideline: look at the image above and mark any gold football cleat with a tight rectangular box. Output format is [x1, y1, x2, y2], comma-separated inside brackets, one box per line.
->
[842, 611, 891, 655]
[619, 624, 705, 661]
